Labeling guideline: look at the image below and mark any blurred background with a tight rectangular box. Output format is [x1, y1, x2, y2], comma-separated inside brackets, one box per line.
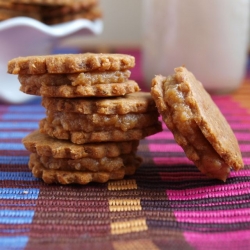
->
[58, 0, 143, 51]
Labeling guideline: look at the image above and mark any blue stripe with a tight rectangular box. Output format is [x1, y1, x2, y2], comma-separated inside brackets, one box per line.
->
[0, 156, 29, 164]
[0, 132, 30, 139]
[0, 122, 38, 129]
[2, 114, 45, 120]
[0, 188, 40, 199]
[0, 172, 36, 181]
[0, 236, 28, 250]
[0, 210, 35, 224]
[8, 105, 44, 112]
[0, 143, 26, 150]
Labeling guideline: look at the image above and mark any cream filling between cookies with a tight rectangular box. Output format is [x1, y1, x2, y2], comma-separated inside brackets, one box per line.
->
[164, 79, 230, 181]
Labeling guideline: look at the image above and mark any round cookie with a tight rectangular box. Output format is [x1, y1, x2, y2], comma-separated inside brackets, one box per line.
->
[8, 53, 135, 74]
[29, 153, 142, 185]
[23, 130, 139, 159]
[151, 66, 243, 181]
[20, 80, 140, 97]
[46, 110, 159, 132]
[18, 70, 131, 86]
[42, 92, 158, 115]
[39, 118, 163, 144]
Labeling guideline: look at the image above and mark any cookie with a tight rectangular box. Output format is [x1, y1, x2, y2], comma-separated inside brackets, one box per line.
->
[9, 0, 93, 6]
[43, 5, 102, 24]
[0, 8, 41, 21]
[29, 153, 142, 184]
[46, 110, 159, 132]
[41, 0, 97, 11]
[22, 130, 139, 159]
[18, 70, 131, 87]
[31, 152, 138, 172]
[39, 118, 163, 144]
[151, 67, 244, 181]
[42, 92, 158, 115]
[20, 80, 140, 97]
[8, 53, 135, 74]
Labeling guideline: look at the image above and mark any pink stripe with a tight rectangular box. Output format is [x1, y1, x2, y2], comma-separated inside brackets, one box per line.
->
[146, 131, 174, 140]
[235, 132, 250, 140]
[185, 230, 250, 250]
[154, 156, 250, 166]
[166, 182, 250, 200]
[229, 169, 250, 177]
[174, 209, 250, 223]
[230, 123, 250, 129]
[149, 143, 184, 152]
[149, 143, 250, 152]
[160, 169, 250, 181]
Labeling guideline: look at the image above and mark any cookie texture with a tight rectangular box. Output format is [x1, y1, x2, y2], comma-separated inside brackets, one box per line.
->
[31, 152, 138, 172]
[8, 53, 135, 74]
[20, 80, 140, 97]
[39, 118, 163, 144]
[42, 92, 158, 115]
[46, 110, 159, 132]
[151, 67, 243, 181]
[29, 152, 142, 184]
[22, 130, 139, 159]
[18, 70, 131, 86]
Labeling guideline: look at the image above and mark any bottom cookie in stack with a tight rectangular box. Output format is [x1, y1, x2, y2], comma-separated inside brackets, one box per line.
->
[23, 130, 142, 184]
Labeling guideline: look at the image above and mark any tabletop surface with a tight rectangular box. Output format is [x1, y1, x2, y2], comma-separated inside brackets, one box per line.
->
[1, 49, 250, 250]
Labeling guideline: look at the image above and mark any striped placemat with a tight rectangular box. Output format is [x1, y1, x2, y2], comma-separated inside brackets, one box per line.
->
[1, 61, 250, 249]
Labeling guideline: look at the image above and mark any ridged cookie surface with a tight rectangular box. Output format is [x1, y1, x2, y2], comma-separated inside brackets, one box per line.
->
[8, 53, 135, 74]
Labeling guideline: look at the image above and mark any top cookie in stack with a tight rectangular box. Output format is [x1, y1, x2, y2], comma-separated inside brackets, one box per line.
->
[8, 53, 162, 185]
[0, 0, 102, 24]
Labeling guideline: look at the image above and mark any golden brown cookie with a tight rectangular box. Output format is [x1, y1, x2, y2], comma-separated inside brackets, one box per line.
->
[43, 5, 102, 24]
[29, 153, 142, 184]
[8, 53, 135, 74]
[9, 0, 94, 6]
[23, 130, 139, 159]
[151, 67, 244, 181]
[20, 79, 140, 97]
[18, 70, 131, 86]
[46, 110, 159, 132]
[30, 152, 138, 172]
[0, 8, 41, 21]
[42, 92, 158, 115]
[39, 118, 163, 144]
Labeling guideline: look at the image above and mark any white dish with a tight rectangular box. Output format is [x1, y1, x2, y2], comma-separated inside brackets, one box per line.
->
[0, 17, 103, 104]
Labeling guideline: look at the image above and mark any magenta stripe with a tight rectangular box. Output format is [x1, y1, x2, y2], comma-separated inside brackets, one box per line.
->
[174, 209, 250, 223]
[235, 132, 250, 140]
[229, 123, 250, 129]
[152, 158, 249, 167]
[185, 230, 250, 250]
[149, 144, 250, 152]
[160, 169, 250, 181]
[166, 182, 250, 200]
[229, 169, 250, 177]
[146, 131, 174, 140]
[149, 143, 183, 152]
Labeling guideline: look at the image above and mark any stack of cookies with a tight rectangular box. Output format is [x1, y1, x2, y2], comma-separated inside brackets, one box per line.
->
[0, 0, 102, 25]
[8, 53, 162, 185]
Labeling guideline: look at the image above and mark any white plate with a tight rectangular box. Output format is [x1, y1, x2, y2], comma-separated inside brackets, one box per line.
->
[0, 17, 103, 104]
